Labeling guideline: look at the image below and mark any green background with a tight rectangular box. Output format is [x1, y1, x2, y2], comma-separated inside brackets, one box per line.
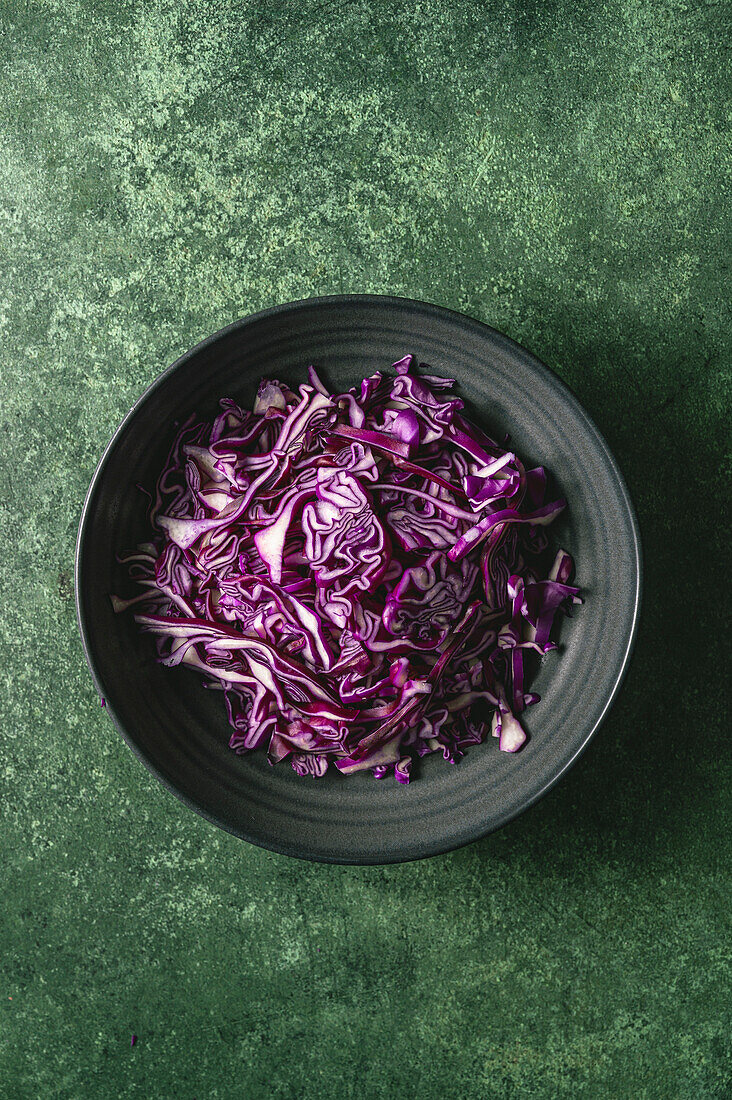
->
[1, 1, 729, 1097]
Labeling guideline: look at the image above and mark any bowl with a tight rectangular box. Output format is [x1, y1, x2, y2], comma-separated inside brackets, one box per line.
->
[76, 295, 641, 863]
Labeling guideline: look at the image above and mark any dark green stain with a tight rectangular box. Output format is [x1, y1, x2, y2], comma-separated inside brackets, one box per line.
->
[0, 1, 729, 1097]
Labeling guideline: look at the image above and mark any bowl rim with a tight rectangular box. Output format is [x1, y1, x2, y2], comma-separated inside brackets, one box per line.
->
[75, 293, 643, 863]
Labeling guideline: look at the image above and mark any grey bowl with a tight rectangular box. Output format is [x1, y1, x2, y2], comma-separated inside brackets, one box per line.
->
[76, 295, 642, 863]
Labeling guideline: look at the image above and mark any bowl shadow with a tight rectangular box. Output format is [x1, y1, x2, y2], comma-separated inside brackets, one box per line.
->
[469, 322, 724, 874]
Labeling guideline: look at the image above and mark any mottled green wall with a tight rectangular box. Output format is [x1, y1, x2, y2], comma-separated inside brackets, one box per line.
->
[0, 1, 729, 1097]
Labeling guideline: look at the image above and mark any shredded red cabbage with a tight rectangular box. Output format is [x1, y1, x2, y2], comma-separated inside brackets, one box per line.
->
[113, 356, 581, 782]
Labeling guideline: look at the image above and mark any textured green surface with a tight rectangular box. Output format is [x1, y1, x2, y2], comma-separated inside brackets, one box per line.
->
[1, 1, 730, 1096]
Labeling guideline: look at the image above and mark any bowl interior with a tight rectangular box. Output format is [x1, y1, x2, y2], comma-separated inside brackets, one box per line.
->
[76, 296, 641, 863]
